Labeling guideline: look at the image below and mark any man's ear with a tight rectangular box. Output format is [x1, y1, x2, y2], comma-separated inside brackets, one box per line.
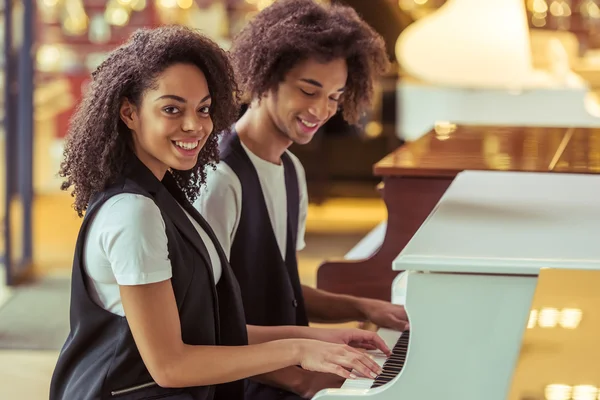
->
[119, 98, 138, 130]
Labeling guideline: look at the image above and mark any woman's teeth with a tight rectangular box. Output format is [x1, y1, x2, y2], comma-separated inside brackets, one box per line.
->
[174, 141, 199, 150]
[299, 119, 317, 128]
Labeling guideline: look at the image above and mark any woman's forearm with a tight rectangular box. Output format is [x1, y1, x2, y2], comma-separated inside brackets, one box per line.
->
[247, 324, 319, 344]
[160, 339, 300, 388]
[120, 280, 382, 390]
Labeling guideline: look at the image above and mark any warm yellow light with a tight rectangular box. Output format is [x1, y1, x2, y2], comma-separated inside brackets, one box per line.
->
[527, 0, 534, 10]
[533, 0, 548, 13]
[244, 11, 258, 21]
[545, 384, 572, 400]
[177, 0, 193, 9]
[581, 1, 600, 18]
[364, 122, 382, 138]
[63, 16, 88, 36]
[527, 309, 538, 329]
[111, 8, 130, 26]
[42, 0, 59, 6]
[398, 0, 416, 10]
[257, 0, 274, 11]
[117, 0, 133, 5]
[433, 121, 457, 135]
[532, 13, 547, 27]
[527, 307, 583, 329]
[131, 0, 147, 11]
[158, 0, 177, 8]
[550, 0, 572, 16]
[572, 385, 597, 400]
[36, 45, 62, 71]
[538, 307, 560, 328]
[560, 308, 582, 329]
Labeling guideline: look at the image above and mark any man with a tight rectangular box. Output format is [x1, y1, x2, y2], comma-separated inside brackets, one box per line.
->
[194, 0, 408, 398]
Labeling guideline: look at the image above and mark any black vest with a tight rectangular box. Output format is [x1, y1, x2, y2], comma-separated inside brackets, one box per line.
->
[50, 154, 248, 400]
[220, 132, 309, 328]
[220, 132, 308, 400]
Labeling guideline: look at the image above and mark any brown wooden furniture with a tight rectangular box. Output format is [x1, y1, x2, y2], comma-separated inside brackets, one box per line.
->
[316, 124, 600, 301]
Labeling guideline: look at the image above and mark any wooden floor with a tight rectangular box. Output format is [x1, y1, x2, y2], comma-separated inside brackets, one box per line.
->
[0, 187, 386, 398]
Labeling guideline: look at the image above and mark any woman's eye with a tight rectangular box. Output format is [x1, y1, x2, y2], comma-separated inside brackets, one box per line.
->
[163, 106, 180, 114]
[199, 106, 210, 114]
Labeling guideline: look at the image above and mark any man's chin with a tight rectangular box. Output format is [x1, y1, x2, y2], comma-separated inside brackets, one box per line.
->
[292, 131, 317, 145]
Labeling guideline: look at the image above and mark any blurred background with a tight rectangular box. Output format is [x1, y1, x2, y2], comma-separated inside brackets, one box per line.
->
[2, 0, 600, 398]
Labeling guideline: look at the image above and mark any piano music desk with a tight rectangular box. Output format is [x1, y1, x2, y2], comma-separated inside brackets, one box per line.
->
[317, 125, 600, 302]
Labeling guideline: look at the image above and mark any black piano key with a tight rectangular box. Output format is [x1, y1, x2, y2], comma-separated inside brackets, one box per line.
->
[381, 366, 402, 373]
[370, 330, 410, 389]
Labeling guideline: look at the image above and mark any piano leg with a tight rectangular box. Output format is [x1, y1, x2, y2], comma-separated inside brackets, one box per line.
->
[316, 176, 452, 301]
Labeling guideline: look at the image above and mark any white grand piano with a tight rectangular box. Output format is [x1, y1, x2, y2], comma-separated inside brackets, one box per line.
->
[313, 170, 600, 399]
[394, 0, 600, 141]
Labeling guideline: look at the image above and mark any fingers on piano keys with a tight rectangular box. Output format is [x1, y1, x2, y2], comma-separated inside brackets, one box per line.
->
[371, 330, 410, 389]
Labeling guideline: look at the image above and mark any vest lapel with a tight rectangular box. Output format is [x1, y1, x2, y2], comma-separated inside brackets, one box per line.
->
[125, 154, 217, 288]
[178, 196, 231, 268]
[222, 133, 289, 266]
[158, 175, 214, 281]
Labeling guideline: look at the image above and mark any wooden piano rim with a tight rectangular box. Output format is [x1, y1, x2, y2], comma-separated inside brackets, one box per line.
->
[373, 168, 460, 178]
[414, 271, 539, 278]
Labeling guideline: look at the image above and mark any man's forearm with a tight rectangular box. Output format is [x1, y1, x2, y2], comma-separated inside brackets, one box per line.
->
[302, 285, 367, 323]
[251, 366, 310, 397]
[252, 366, 343, 399]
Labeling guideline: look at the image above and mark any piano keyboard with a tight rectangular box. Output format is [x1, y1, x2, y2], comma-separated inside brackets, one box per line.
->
[340, 328, 408, 390]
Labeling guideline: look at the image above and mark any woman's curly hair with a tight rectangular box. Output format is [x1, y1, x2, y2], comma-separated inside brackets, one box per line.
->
[59, 25, 239, 217]
[229, 0, 389, 124]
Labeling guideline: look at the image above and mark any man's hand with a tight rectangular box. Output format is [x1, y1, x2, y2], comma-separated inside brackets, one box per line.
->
[297, 371, 344, 399]
[359, 298, 409, 331]
[300, 284, 409, 331]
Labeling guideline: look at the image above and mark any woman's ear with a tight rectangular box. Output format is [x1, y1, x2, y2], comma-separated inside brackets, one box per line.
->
[119, 98, 138, 131]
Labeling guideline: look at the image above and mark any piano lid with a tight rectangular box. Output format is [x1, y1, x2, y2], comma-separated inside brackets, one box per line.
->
[373, 124, 571, 178]
[392, 170, 600, 275]
[508, 268, 600, 400]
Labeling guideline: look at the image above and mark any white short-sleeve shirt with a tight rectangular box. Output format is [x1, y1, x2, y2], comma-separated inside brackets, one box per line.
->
[193, 141, 308, 261]
[83, 193, 222, 317]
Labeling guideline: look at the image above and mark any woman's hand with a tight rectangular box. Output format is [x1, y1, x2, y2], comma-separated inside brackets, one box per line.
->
[307, 328, 391, 356]
[294, 339, 383, 380]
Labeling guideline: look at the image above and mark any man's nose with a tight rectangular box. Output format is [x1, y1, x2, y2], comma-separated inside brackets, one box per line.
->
[308, 97, 330, 121]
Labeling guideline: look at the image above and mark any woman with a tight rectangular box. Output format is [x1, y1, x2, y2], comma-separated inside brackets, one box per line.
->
[49, 25, 387, 400]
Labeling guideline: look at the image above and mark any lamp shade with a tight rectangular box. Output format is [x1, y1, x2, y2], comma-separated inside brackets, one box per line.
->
[396, 0, 534, 89]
